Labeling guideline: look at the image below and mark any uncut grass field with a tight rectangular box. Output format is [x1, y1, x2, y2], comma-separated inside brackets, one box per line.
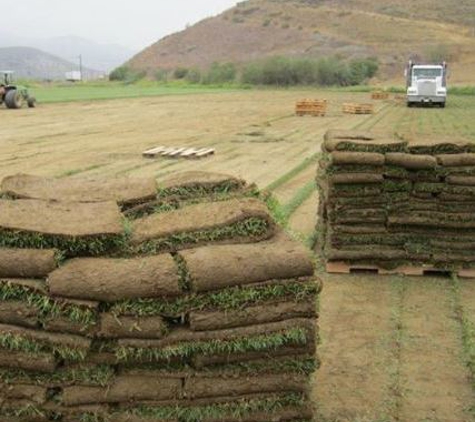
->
[1, 85, 474, 422]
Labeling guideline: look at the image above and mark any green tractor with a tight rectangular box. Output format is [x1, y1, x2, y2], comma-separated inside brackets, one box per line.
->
[0, 71, 36, 109]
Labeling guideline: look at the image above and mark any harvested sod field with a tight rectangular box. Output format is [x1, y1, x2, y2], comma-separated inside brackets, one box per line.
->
[317, 129, 475, 272]
[0, 172, 321, 422]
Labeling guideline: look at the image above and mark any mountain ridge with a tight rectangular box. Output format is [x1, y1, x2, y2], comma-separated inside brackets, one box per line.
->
[126, 0, 475, 83]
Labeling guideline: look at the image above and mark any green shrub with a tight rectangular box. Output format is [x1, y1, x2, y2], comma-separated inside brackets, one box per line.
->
[241, 56, 379, 87]
[202, 62, 237, 84]
[109, 66, 130, 81]
[185, 68, 202, 84]
[173, 67, 189, 79]
[109, 66, 146, 83]
[154, 69, 169, 82]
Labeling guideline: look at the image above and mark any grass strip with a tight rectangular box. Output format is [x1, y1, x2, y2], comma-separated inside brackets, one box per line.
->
[265, 154, 319, 192]
[0, 364, 114, 387]
[0, 281, 97, 327]
[110, 281, 319, 317]
[134, 217, 270, 254]
[281, 181, 317, 220]
[83, 392, 307, 422]
[116, 328, 308, 362]
[450, 276, 475, 390]
[0, 230, 127, 257]
[0, 332, 86, 362]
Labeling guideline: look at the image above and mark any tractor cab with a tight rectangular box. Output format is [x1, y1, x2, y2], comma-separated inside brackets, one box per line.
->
[0, 70, 36, 109]
[2, 70, 14, 86]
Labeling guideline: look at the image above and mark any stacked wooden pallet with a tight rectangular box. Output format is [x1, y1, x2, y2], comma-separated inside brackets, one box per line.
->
[296, 99, 327, 117]
[371, 91, 389, 100]
[342, 103, 374, 114]
[143, 146, 215, 159]
[317, 129, 475, 277]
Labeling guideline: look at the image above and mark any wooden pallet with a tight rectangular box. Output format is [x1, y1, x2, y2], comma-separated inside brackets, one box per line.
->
[371, 91, 389, 100]
[296, 99, 327, 117]
[326, 261, 475, 278]
[143, 146, 215, 159]
[342, 103, 374, 114]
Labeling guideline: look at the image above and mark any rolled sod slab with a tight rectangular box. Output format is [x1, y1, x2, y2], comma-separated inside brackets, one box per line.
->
[406, 138, 475, 154]
[118, 318, 315, 351]
[329, 173, 384, 184]
[158, 171, 247, 197]
[0, 248, 57, 278]
[0, 301, 38, 329]
[0, 383, 48, 405]
[130, 197, 275, 252]
[385, 152, 437, 170]
[0, 323, 91, 354]
[324, 138, 408, 153]
[192, 347, 315, 368]
[330, 151, 385, 166]
[48, 255, 181, 302]
[446, 175, 475, 186]
[0, 199, 124, 256]
[179, 238, 314, 292]
[61, 375, 182, 406]
[437, 153, 475, 167]
[1, 174, 158, 206]
[0, 349, 56, 373]
[183, 373, 308, 399]
[189, 301, 316, 331]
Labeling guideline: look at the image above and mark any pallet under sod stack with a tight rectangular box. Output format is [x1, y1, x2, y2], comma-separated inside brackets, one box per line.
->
[0, 172, 321, 422]
[317, 129, 475, 276]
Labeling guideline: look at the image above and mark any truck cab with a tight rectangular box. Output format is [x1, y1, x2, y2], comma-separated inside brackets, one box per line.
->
[405, 61, 447, 108]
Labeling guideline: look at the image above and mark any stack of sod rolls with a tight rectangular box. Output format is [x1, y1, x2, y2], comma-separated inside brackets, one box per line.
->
[318, 130, 475, 271]
[0, 172, 321, 422]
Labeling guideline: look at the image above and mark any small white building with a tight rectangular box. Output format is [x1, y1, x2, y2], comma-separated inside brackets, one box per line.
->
[65, 71, 82, 82]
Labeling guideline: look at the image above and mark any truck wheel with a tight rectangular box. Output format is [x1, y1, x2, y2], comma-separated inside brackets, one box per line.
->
[27, 97, 37, 108]
[5, 90, 23, 109]
[407, 102, 413, 108]
[439, 102, 446, 108]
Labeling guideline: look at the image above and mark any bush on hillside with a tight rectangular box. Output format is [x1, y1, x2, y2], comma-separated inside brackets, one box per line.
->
[241, 56, 379, 86]
[155, 69, 169, 82]
[173, 67, 189, 79]
[185, 68, 202, 83]
[202, 62, 237, 84]
[109, 66, 146, 83]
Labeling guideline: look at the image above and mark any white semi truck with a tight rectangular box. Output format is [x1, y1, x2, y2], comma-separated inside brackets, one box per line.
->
[405, 61, 448, 108]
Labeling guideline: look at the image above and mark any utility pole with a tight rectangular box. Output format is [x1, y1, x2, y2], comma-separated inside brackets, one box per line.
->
[78, 54, 83, 81]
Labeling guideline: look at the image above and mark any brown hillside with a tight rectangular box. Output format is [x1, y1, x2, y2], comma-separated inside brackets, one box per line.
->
[128, 0, 475, 83]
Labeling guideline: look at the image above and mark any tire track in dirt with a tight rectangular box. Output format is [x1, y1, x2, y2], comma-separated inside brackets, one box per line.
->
[313, 274, 394, 421]
[398, 278, 474, 422]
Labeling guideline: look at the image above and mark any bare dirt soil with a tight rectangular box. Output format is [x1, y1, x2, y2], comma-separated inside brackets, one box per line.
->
[1, 90, 474, 422]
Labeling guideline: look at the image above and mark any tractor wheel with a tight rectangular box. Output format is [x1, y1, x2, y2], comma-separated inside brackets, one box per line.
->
[5, 90, 23, 109]
[27, 97, 37, 108]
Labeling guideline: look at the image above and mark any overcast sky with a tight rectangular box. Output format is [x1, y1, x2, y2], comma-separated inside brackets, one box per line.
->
[2, 0, 239, 50]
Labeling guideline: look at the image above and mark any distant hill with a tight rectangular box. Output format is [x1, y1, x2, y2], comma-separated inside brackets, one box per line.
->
[0, 47, 100, 80]
[127, 0, 475, 83]
[34, 36, 135, 72]
[0, 32, 134, 72]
